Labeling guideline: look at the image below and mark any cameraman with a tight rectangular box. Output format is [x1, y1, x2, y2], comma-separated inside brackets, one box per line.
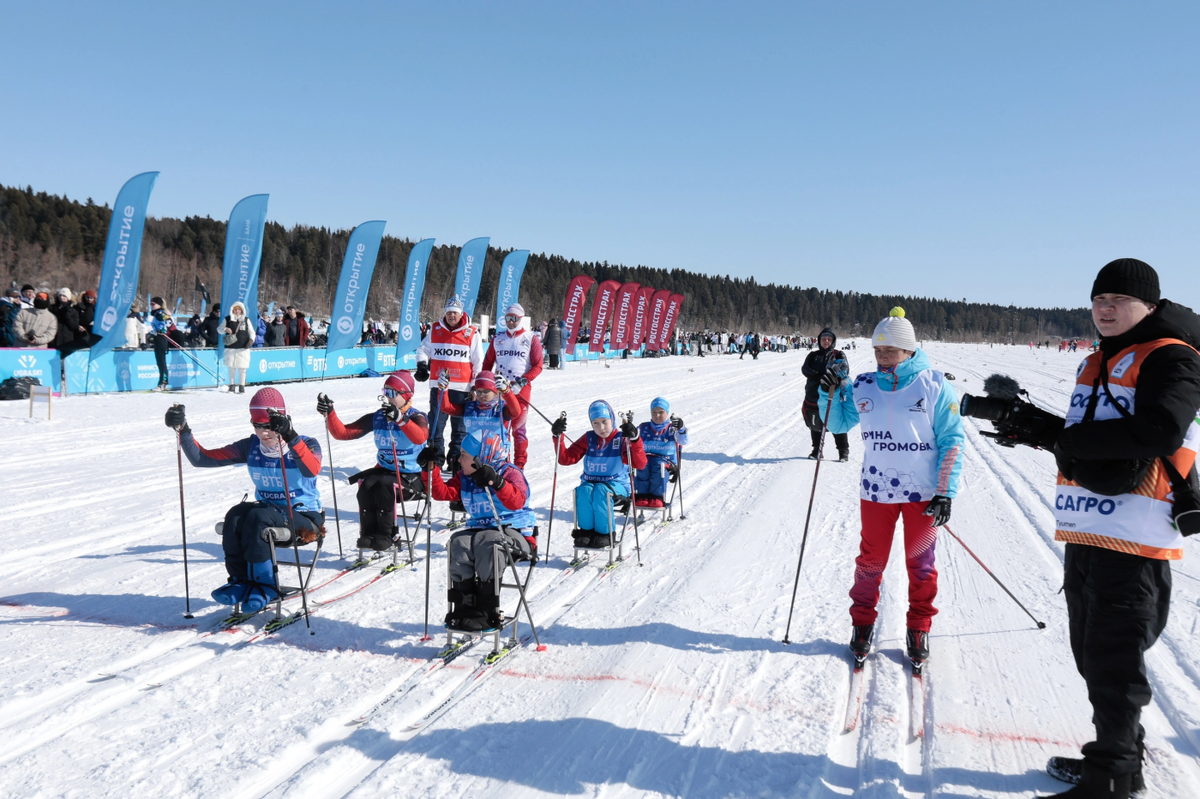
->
[1046, 259, 1200, 798]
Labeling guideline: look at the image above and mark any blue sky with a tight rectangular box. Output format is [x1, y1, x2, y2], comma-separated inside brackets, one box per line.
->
[2, 2, 1197, 308]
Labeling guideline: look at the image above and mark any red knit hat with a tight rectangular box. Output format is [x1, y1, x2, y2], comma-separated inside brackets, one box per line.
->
[472, 371, 497, 392]
[384, 371, 415, 397]
[249, 387, 286, 423]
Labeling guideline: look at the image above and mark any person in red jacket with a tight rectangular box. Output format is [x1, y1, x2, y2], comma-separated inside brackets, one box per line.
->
[438, 370, 525, 463]
[414, 296, 484, 469]
[482, 303, 544, 468]
[317, 372, 429, 551]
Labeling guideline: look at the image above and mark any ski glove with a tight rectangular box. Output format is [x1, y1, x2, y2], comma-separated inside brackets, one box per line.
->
[923, 495, 952, 527]
[495, 374, 510, 394]
[382, 402, 401, 423]
[267, 410, 296, 441]
[820, 360, 850, 392]
[620, 420, 639, 441]
[551, 416, 568, 437]
[316, 393, 334, 417]
[437, 370, 451, 391]
[472, 464, 499, 488]
[671, 416, 685, 431]
[414, 362, 430, 382]
[416, 447, 440, 472]
[164, 404, 189, 434]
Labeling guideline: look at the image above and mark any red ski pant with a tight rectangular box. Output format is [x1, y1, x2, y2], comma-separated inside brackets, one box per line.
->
[511, 402, 529, 469]
[849, 499, 939, 632]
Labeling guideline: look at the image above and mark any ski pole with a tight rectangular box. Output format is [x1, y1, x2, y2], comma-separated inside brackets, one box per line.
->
[391, 439, 415, 563]
[944, 524, 1046, 628]
[544, 412, 565, 566]
[483, 485, 543, 651]
[319, 397, 343, 559]
[420, 474, 434, 642]
[175, 425, 193, 619]
[671, 417, 686, 520]
[622, 411, 642, 567]
[274, 420, 314, 634]
[782, 384, 836, 644]
[161, 333, 223, 383]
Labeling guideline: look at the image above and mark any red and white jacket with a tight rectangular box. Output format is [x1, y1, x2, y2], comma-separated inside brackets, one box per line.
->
[483, 327, 544, 402]
[416, 315, 483, 392]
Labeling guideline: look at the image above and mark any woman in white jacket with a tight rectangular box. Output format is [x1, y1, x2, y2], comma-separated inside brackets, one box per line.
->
[222, 302, 253, 393]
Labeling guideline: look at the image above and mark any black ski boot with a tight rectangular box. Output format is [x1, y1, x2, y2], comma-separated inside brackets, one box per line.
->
[446, 579, 486, 632]
[572, 529, 595, 548]
[477, 579, 503, 631]
[850, 623, 874, 667]
[371, 523, 398, 553]
[808, 447, 820, 460]
[906, 629, 929, 674]
[1048, 747, 1145, 795]
[837, 449, 850, 463]
[1041, 760, 1133, 798]
[356, 507, 379, 550]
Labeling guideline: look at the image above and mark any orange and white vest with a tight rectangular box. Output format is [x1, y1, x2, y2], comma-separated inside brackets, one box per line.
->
[417, 319, 482, 391]
[1055, 338, 1200, 559]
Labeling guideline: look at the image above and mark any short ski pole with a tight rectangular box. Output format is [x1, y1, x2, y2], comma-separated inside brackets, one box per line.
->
[175, 426, 193, 619]
[672, 420, 686, 520]
[782, 388, 836, 644]
[392, 439, 415, 563]
[421, 480, 434, 641]
[623, 411, 642, 567]
[275, 427, 314, 634]
[944, 524, 1046, 628]
[544, 413, 564, 565]
[320, 400, 343, 559]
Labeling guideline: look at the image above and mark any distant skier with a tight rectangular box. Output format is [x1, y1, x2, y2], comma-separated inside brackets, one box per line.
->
[317, 372, 428, 552]
[482, 303, 544, 469]
[818, 308, 964, 670]
[801, 327, 850, 461]
[165, 388, 324, 612]
[419, 430, 537, 631]
[634, 397, 688, 509]
[552, 400, 647, 549]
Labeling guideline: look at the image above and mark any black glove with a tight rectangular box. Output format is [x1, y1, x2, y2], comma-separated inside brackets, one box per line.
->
[316, 393, 334, 417]
[551, 416, 567, 437]
[382, 402, 401, 422]
[923, 495, 952, 527]
[820, 359, 849, 392]
[267, 410, 296, 441]
[671, 416, 685, 431]
[620, 420, 639, 441]
[416, 447, 440, 471]
[667, 462, 679, 483]
[164, 404, 188, 433]
[414, 362, 430, 382]
[472, 463, 499, 488]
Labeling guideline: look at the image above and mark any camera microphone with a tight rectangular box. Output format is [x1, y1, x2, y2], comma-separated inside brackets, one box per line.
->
[982, 374, 1021, 401]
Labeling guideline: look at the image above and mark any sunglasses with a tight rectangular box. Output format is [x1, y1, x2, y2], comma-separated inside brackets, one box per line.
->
[383, 388, 410, 399]
[505, 315, 521, 322]
[251, 422, 272, 430]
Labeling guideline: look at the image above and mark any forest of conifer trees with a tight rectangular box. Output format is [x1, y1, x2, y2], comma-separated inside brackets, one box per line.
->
[0, 182, 1094, 340]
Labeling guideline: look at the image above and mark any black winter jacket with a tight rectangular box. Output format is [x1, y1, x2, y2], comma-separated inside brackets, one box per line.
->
[801, 328, 841, 404]
[1058, 300, 1200, 467]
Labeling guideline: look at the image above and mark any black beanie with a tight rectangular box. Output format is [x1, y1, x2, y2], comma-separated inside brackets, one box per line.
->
[151, 296, 166, 307]
[1091, 258, 1160, 304]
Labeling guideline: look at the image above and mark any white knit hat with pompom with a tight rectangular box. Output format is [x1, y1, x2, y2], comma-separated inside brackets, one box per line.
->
[872, 307, 917, 351]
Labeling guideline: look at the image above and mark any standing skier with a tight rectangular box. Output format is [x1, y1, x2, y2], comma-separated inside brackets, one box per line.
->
[801, 327, 850, 461]
[317, 372, 429, 552]
[482, 303, 544, 469]
[634, 397, 689, 509]
[1044, 259, 1200, 799]
[165, 389, 324, 612]
[818, 308, 963, 670]
[553, 400, 647, 549]
[414, 296, 483, 470]
[419, 430, 537, 631]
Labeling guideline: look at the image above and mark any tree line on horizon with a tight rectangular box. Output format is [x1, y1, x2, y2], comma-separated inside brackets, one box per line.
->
[0, 181, 1095, 341]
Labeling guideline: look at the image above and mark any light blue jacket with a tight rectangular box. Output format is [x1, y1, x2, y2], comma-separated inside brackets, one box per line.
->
[818, 349, 965, 498]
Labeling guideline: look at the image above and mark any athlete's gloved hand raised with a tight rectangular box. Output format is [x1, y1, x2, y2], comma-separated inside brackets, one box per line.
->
[416, 447, 440, 472]
[551, 416, 568, 437]
[164, 404, 188, 433]
[267, 410, 296, 441]
[414, 362, 430, 382]
[494, 374, 510, 394]
[472, 463, 499, 488]
[436, 370, 451, 391]
[620, 420, 639, 441]
[820, 360, 849, 392]
[670, 416, 685, 431]
[382, 402, 401, 423]
[316, 393, 334, 417]
[923, 495, 952, 527]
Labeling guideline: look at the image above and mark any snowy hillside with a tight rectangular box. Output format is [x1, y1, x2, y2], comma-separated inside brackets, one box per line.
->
[4, 342, 1200, 798]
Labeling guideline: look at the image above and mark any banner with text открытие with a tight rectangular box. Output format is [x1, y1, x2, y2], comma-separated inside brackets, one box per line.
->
[395, 238, 435, 365]
[90, 172, 159, 361]
[453, 237, 489, 317]
[215, 194, 270, 367]
[494, 250, 529, 317]
[325, 220, 386, 355]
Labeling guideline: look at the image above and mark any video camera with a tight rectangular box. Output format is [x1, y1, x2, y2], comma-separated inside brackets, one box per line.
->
[960, 374, 1065, 451]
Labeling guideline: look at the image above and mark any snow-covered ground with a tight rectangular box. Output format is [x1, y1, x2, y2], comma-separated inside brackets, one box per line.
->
[4, 342, 1200, 798]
